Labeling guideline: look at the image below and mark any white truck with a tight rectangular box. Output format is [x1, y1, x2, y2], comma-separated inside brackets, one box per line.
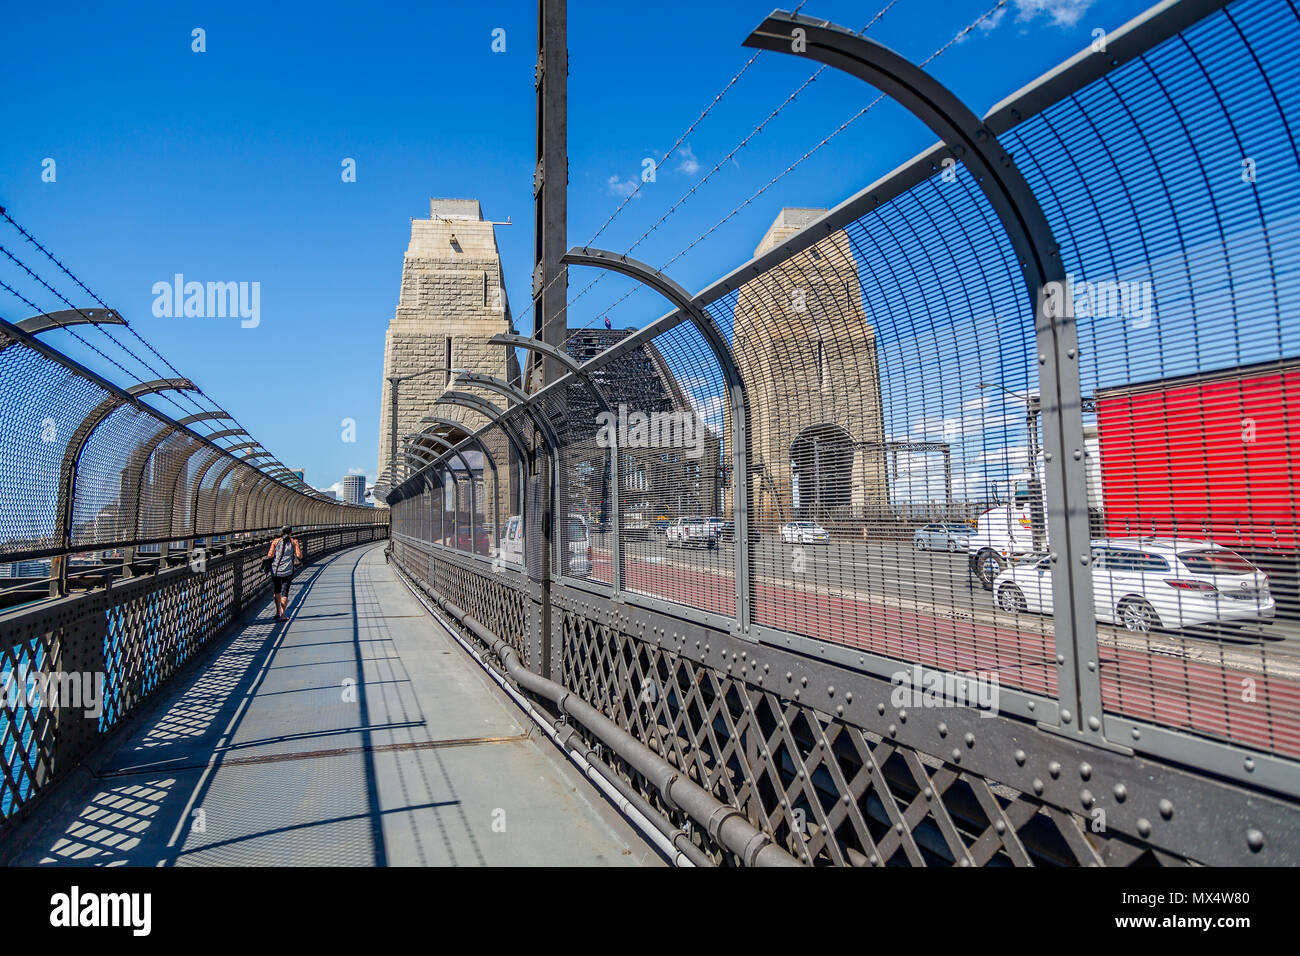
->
[967, 428, 1102, 589]
[666, 516, 719, 550]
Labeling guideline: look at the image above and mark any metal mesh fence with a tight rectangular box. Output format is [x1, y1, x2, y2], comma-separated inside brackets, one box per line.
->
[385, 0, 1300, 792]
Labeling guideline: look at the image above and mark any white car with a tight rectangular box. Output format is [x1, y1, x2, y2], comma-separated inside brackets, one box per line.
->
[780, 521, 830, 544]
[993, 538, 1275, 632]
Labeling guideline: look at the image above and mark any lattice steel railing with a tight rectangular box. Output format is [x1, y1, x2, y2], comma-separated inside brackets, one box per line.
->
[0, 524, 387, 827]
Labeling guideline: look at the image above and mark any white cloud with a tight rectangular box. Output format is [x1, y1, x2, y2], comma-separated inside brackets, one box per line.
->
[607, 175, 639, 198]
[1013, 0, 1096, 28]
[676, 144, 701, 176]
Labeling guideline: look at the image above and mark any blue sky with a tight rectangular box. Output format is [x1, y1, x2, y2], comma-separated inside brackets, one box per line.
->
[0, 0, 1158, 494]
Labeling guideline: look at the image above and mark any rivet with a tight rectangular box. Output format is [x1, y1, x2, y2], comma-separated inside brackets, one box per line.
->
[800, 676, 808, 687]
[938, 722, 948, 737]
[1244, 757, 1255, 772]
[1032, 778, 1044, 795]
[1159, 799, 1174, 820]
[1137, 818, 1152, 838]
[1113, 784, 1127, 802]
[1061, 709, 1072, 724]
[1048, 761, 1061, 778]
[964, 732, 975, 748]
[1247, 828, 1264, 852]
[888, 724, 897, 736]
[995, 820, 1006, 834]
[877, 702, 885, 715]
[951, 748, 962, 762]
[1014, 749, 1026, 765]
[1079, 762, 1092, 780]
[923, 787, 933, 800]
[845, 692, 853, 704]
[895, 822, 904, 834]
[899, 710, 907, 722]
[786, 671, 793, 682]
[827, 685, 835, 696]
[1080, 789, 1093, 808]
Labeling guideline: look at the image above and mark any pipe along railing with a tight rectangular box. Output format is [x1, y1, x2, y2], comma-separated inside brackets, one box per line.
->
[389, 553, 799, 867]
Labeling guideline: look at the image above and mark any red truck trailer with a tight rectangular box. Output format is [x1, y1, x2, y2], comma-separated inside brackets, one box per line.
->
[1094, 358, 1300, 614]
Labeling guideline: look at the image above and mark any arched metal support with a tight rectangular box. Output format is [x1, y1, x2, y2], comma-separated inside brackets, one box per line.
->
[411, 428, 501, 548]
[19, 307, 125, 334]
[53, 378, 198, 593]
[433, 391, 533, 464]
[562, 246, 751, 625]
[0, 305, 125, 356]
[487, 332, 613, 414]
[201, 428, 252, 444]
[743, 11, 1099, 741]
[176, 411, 233, 428]
[451, 370, 563, 454]
[417, 415, 517, 528]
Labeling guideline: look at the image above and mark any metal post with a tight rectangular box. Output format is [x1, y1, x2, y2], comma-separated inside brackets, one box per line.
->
[388, 376, 399, 491]
[610, 437, 622, 593]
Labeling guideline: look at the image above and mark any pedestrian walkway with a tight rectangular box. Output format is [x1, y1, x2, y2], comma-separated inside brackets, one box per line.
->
[5, 543, 657, 866]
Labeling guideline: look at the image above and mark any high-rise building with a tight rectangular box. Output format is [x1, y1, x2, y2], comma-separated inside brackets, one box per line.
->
[341, 475, 366, 506]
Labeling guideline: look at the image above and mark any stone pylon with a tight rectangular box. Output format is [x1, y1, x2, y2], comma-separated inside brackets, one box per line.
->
[733, 208, 887, 530]
[377, 199, 519, 532]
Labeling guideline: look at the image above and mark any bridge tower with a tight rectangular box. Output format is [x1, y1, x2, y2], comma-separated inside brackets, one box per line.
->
[376, 198, 517, 500]
[733, 208, 888, 531]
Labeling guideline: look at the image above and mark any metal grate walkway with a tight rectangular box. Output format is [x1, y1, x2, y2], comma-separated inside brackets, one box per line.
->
[4, 542, 657, 866]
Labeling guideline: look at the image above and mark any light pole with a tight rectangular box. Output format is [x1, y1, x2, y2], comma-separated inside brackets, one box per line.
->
[978, 382, 1045, 551]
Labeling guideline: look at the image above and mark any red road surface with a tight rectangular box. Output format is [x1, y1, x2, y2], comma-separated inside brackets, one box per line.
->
[592, 549, 1300, 759]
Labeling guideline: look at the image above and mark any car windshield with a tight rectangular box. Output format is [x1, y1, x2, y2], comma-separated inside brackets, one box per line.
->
[1177, 549, 1257, 575]
[945, 525, 972, 532]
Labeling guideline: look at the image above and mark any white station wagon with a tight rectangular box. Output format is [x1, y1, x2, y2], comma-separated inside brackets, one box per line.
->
[993, 538, 1275, 632]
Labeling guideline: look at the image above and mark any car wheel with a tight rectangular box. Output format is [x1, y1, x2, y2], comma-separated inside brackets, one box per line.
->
[915, 538, 926, 551]
[1119, 598, 1161, 633]
[998, 584, 1026, 613]
[975, 550, 1004, 590]
[947, 540, 959, 553]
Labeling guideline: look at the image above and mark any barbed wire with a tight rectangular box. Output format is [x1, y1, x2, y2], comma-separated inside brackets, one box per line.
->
[506, 0, 843, 356]
[561, 0, 907, 344]
[0, 217, 312, 491]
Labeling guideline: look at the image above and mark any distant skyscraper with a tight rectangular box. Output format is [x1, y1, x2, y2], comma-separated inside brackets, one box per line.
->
[342, 475, 366, 506]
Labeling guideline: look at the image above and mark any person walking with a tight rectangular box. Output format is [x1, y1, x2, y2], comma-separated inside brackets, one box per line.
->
[267, 526, 302, 621]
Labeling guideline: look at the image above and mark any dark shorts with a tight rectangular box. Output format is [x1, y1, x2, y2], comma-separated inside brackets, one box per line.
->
[272, 574, 293, 595]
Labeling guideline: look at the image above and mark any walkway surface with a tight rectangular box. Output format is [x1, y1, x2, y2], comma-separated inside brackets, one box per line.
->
[6, 542, 658, 866]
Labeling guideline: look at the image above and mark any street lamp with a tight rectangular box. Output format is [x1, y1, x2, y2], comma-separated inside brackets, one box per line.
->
[387, 366, 471, 483]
